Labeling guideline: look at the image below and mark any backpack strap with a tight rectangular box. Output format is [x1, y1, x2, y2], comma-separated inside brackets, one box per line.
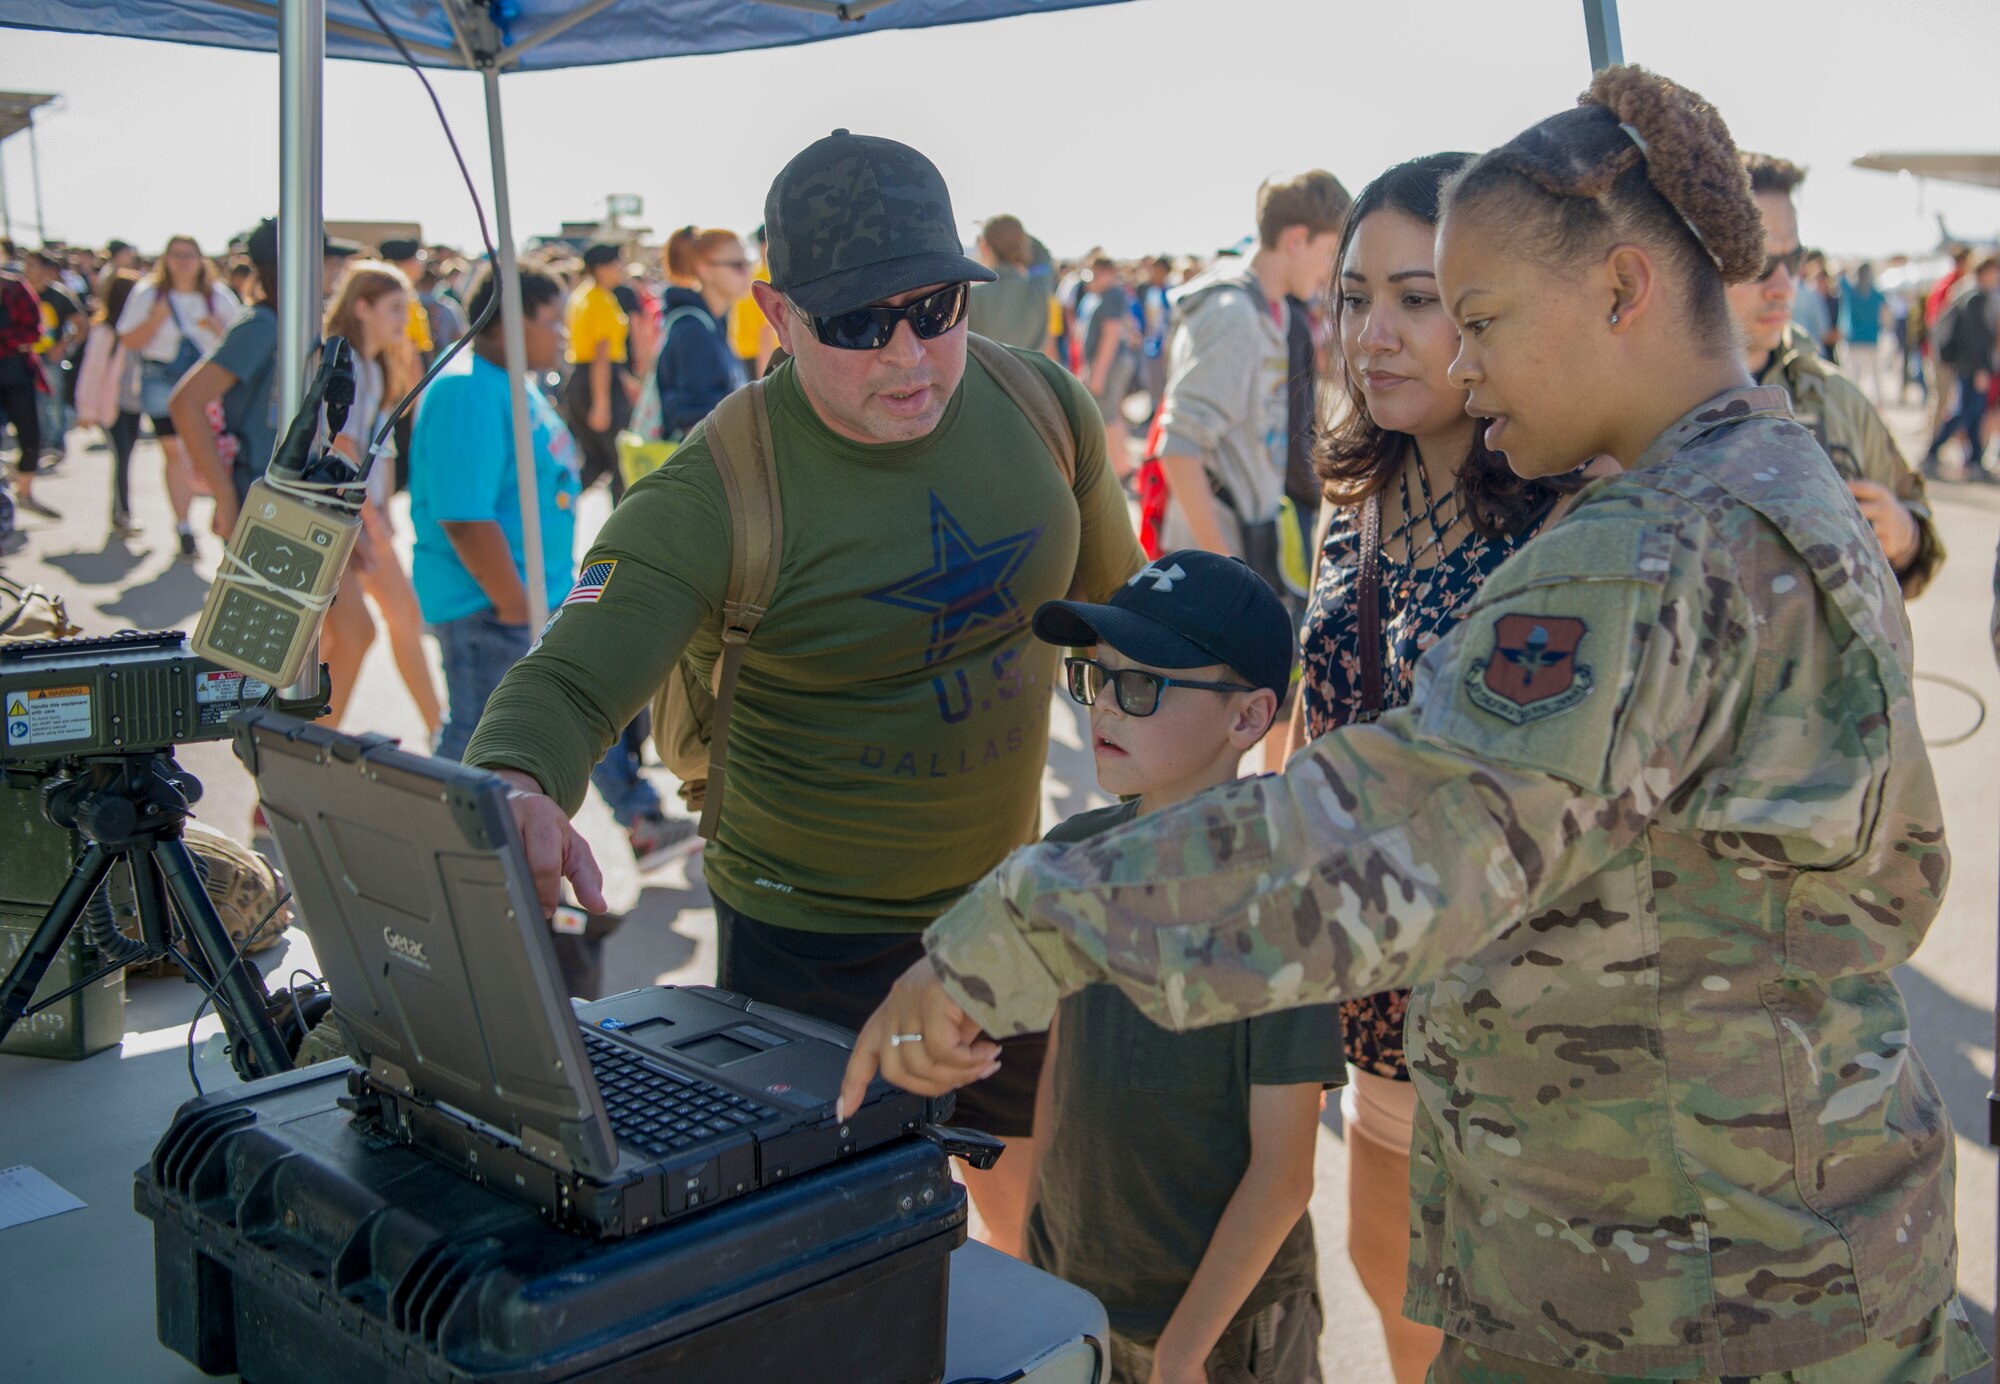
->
[693, 376, 781, 840]
[966, 333, 1075, 487]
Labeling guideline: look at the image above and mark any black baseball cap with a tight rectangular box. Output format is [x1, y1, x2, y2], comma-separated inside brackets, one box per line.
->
[245, 217, 363, 266]
[582, 242, 622, 269]
[379, 237, 423, 263]
[1032, 549, 1295, 699]
[765, 129, 995, 316]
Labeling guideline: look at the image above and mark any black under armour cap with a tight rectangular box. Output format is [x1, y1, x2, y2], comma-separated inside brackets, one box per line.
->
[765, 129, 995, 316]
[1033, 549, 1295, 699]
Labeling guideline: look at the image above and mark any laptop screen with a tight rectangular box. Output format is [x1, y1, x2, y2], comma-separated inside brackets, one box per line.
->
[234, 710, 619, 1178]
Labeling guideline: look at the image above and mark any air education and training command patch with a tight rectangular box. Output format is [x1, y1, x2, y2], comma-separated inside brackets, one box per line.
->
[1467, 614, 1593, 725]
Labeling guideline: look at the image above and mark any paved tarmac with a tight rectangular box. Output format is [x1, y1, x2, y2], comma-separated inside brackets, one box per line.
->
[1, 390, 1994, 1381]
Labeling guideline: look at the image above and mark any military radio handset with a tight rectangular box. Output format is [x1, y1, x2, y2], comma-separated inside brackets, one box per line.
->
[191, 339, 367, 688]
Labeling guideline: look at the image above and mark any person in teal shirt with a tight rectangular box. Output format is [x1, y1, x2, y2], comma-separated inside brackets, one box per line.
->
[411, 265, 683, 978]
[410, 268, 578, 640]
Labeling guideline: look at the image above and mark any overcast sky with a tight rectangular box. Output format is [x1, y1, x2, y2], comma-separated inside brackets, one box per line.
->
[3, 0, 1998, 265]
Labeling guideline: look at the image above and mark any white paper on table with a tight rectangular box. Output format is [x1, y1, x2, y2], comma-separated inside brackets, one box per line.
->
[0, 1165, 87, 1230]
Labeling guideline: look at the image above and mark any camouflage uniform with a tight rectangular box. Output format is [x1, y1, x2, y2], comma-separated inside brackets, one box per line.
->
[1764, 323, 1944, 597]
[923, 388, 1983, 1378]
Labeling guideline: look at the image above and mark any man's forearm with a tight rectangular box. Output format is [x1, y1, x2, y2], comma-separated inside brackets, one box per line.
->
[170, 393, 233, 500]
[1158, 450, 1234, 554]
[591, 349, 611, 413]
[1089, 330, 1122, 391]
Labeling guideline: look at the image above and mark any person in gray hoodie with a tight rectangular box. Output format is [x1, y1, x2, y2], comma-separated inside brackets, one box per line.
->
[1154, 170, 1351, 585]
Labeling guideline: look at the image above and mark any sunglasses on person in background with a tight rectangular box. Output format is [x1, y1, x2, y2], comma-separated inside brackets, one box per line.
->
[801, 282, 969, 351]
[706, 259, 751, 272]
[1758, 246, 1807, 283]
[1064, 656, 1254, 718]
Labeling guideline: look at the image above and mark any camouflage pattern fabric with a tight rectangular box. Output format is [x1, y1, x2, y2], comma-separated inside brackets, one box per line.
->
[924, 388, 1969, 1378]
[1765, 323, 1944, 596]
[1428, 1296, 1985, 1383]
[112, 821, 290, 965]
[293, 1011, 348, 1068]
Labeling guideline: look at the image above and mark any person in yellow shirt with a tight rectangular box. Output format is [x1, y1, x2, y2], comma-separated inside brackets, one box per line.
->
[726, 223, 777, 378]
[561, 241, 633, 497]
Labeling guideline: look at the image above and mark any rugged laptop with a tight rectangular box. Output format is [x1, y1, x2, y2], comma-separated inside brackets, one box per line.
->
[232, 709, 963, 1238]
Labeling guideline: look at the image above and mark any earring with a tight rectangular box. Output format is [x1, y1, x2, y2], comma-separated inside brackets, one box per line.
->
[1609, 312, 1621, 325]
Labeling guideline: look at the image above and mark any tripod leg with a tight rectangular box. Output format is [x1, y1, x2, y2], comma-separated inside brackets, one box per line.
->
[0, 843, 119, 1044]
[153, 839, 294, 1081]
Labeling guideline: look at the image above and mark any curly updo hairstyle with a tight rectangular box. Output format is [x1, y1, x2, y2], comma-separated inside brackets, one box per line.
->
[1315, 153, 1577, 538]
[1441, 66, 1765, 348]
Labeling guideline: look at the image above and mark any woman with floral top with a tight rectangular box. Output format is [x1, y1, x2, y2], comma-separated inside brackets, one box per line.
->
[1287, 152, 1585, 1384]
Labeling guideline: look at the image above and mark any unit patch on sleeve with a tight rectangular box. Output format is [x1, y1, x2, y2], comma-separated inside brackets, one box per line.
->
[1466, 614, 1592, 725]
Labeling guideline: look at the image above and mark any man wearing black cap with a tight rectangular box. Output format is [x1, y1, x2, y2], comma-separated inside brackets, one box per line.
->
[463, 130, 1144, 1251]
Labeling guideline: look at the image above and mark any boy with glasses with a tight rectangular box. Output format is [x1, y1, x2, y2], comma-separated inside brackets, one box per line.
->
[1026, 549, 1340, 1384]
[462, 130, 1145, 1254]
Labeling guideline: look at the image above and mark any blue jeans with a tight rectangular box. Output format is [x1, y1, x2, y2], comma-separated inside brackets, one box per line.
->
[1926, 375, 1989, 466]
[431, 608, 661, 828]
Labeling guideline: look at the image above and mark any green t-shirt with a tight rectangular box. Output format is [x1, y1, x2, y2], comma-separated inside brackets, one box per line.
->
[464, 348, 1144, 932]
[1024, 800, 1347, 1344]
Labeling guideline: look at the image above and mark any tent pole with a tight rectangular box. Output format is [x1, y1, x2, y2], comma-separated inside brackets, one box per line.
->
[279, 0, 325, 702]
[0, 140, 12, 243]
[278, 0, 323, 420]
[482, 67, 549, 636]
[1582, 0, 1624, 71]
[26, 111, 46, 245]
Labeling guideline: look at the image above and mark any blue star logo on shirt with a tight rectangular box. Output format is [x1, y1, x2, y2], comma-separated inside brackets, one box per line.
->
[867, 492, 1042, 664]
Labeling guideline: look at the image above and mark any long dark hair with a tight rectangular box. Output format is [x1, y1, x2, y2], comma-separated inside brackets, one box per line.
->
[1315, 152, 1572, 539]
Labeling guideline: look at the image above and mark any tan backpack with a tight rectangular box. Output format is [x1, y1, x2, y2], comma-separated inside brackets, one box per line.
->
[653, 335, 1078, 840]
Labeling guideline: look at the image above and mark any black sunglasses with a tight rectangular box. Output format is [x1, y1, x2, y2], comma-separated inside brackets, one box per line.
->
[801, 282, 969, 351]
[1064, 657, 1254, 718]
[1757, 246, 1807, 284]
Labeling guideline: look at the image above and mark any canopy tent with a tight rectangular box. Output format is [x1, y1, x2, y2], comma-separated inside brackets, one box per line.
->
[0, 0, 1622, 640]
[5, 0, 1129, 72]
[0, 91, 56, 244]
[0, 0, 1131, 649]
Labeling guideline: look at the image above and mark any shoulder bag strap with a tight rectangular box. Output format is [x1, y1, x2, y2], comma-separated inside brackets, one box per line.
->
[692, 377, 781, 840]
[966, 333, 1075, 487]
[1357, 492, 1384, 721]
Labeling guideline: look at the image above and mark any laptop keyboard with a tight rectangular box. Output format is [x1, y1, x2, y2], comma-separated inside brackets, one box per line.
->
[581, 1028, 780, 1158]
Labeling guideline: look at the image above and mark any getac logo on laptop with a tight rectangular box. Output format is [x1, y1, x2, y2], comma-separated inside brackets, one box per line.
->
[382, 926, 431, 969]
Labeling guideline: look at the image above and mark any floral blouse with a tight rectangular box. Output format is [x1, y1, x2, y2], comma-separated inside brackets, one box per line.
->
[1298, 493, 1547, 1079]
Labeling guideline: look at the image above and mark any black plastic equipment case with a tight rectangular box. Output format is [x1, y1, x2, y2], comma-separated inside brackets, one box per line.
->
[136, 1061, 967, 1383]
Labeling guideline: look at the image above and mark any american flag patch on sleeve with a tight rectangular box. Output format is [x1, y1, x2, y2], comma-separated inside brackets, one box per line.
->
[562, 559, 618, 608]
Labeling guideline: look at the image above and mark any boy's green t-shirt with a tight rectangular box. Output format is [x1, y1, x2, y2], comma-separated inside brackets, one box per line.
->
[1025, 799, 1347, 1345]
[463, 348, 1144, 932]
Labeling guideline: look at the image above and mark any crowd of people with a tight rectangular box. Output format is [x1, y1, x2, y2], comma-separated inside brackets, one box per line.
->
[0, 65, 1993, 1384]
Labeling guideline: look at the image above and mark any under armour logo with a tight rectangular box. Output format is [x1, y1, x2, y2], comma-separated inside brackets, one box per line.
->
[1129, 561, 1186, 593]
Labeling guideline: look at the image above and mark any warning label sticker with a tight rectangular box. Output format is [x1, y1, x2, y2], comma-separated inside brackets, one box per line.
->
[194, 670, 271, 704]
[6, 685, 92, 746]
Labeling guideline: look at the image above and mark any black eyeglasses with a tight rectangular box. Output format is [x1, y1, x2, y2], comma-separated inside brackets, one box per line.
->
[1064, 657, 1254, 718]
[1757, 246, 1807, 284]
[800, 282, 969, 351]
